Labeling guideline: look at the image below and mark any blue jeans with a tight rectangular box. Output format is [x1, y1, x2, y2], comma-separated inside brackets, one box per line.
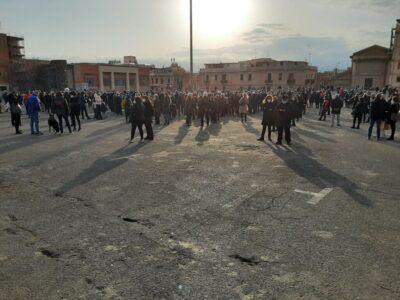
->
[30, 113, 39, 134]
[368, 118, 381, 139]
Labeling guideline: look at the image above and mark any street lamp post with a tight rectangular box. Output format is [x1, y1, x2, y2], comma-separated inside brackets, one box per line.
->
[190, 0, 193, 91]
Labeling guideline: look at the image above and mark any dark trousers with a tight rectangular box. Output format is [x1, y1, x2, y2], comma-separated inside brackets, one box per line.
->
[277, 125, 291, 143]
[95, 105, 102, 120]
[144, 119, 154, 139]
[57, 114, 72, 133]
[368, 119, 381, 139]
[352, 115, 362, 128]
[200, 112, 210, 127]
[240, 113, 247, 122]
[388, 120, 396, 139]
[81, 105, 90, 119]
[131, 122, 144, 140]
[70, 109, 81, 130]
[11, 113, 21, 133]
[261, 124, 273, 140]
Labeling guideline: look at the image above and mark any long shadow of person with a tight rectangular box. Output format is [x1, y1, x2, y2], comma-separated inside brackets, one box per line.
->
[269, 143, 373, 207]
[54, 142, 148, 196]
[195, 127, 210, 146]
[174, 123, 189, 145]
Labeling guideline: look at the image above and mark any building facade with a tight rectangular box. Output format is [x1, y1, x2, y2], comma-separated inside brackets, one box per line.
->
[351, 19, 400, 89]
[316, 68, 352, 89]
[0, 33, 25, 91]
[197, 58, 317, 92]
[149, 62, 187, 91]
[68, 63, 140, 92]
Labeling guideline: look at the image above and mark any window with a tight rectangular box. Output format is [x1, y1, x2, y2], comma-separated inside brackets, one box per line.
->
[240, 74, 244, 81]
[167, 78, 170, 84]
[248, 73, 252, 81]
[222, 74, 226, 81]
[155, 78, 158, 84]
[397, 76, 400, 83]
[161, 78, 164, 84]
[206, 75, 209, 81]
[151, 78, 154, 84]
[215, 74, 218, 81]
[279, 73, 282, 81]
[364, 78, 373, 88]
[267, 73, 272, 82]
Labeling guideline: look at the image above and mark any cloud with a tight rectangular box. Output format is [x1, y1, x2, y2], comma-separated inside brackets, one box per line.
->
[325, 0, 399, 10]
[241, 27, 275, 43]
[167, 35, 351, 72]
[258, 23, 288, 30]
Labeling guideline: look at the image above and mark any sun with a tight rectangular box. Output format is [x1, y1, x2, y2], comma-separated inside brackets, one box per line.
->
[181, 0, 250, 38]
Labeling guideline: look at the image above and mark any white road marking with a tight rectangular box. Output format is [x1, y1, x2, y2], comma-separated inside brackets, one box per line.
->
[294, 188, 333, 205]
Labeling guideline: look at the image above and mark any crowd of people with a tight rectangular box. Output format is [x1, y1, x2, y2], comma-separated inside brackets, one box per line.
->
[0, 86, 399, 144]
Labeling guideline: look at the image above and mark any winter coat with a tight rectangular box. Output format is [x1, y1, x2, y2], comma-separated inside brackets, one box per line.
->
[370, 98, 387, 120]
[238, 97, 249, 114]
[52, 95, 70, 116]
[131, 101, 145, 123]
[275, 101, 292, 127]
[26, 95, 41, 116]
[330, 98, 343, 115]
[261, 100, 276, 126]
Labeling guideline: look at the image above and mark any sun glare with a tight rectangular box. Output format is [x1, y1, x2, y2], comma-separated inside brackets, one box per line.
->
[181, 0, 250, 38]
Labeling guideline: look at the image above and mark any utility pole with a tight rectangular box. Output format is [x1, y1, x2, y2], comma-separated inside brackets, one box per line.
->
[190, 0, 193, 91]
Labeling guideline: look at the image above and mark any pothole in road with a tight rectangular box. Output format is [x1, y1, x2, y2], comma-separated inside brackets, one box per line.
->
[120, 216, 154, 228]
[39, 248, 60, 258]
[229, 254, 260, 266]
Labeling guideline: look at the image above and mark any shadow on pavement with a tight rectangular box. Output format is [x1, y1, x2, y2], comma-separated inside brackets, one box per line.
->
[270, 144, 373, 207]
[174, 123, 189, 145]
[54, 142, 148, 196]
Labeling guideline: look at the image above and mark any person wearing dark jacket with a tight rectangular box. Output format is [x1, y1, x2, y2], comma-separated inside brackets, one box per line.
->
[9, 92, 23, 134]
[79, 92, 90, 120]
[143, 96, 154, 140]
[275, 95, 292, 145]
[258, 95, 276, 141]
[52, 92, 72, 134]
[130, 97, 145, 142]
[351, 97, 363, 129]
[387, 95, 399, 141]
[330, 96, 343, 127]
[68, 91, 81, 131]
[368, 94, 387, 140]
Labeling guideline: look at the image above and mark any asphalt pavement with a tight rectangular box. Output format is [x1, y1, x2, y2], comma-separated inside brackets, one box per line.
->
[0, 107, 399, 299]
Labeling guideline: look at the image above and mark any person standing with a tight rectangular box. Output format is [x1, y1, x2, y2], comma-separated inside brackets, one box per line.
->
[275, 94, 292, 145]
[130, 96, 145, 142]
[9, 92, 23, 134]
[143, 96, 154, 141]
[239, 93, 249, 123]
[351, 97, 363, 129]
[26, 91, 42, 135]
[330, 95, 343, 127]
[80, 92, 90, 120]
[258, 95, 276, 141]
[52, 92, 72, 134]
[368, 94, 387, 140]
[387, 95, 399, 141]
[94, 92, 103, 120]
[69, 91, 81, 131]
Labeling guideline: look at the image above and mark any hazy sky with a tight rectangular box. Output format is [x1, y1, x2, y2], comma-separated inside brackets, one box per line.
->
[0, 0, 398, 71]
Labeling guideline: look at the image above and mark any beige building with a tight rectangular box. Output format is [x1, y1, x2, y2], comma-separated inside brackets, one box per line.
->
[197, 58, 317, 91]
[68, 63, 139, 92]
[149, 61, 186, 91]
[351, 19, 400, 89]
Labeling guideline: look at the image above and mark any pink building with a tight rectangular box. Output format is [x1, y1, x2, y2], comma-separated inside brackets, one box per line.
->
[198, 58, 317, 91]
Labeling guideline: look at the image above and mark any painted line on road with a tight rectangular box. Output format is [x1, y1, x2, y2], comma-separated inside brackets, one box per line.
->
[294, 188, 333, 205]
